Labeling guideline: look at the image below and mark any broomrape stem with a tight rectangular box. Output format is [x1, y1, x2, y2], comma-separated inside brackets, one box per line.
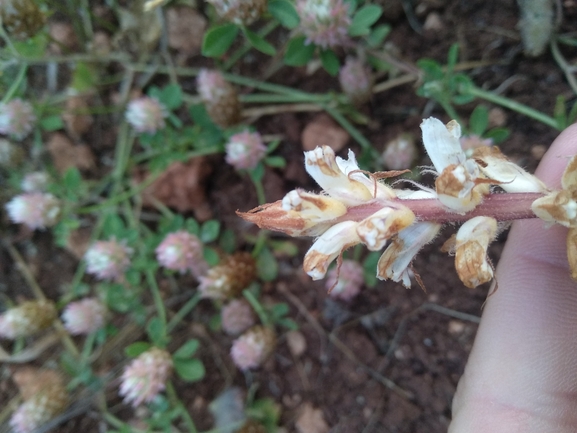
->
[339, 192, 544, 224]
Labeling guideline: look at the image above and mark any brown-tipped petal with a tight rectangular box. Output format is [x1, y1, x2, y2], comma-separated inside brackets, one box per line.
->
[567, 227, 577, 281]
[532, 190, 577, 228]
[435, 161, 489, 213]
[473, 146, 549, 193]
[562, 155, 577, 192]
[303, 221, 361, 280]
[454, 216, 497, 288]
[356, 205, 415, 251]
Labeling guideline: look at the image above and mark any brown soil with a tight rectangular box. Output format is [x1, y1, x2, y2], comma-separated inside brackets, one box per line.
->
[2, 0, 577, 432]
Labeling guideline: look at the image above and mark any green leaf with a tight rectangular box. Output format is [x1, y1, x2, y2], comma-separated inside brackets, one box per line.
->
[284, 36, 315, 66]
[367, 24, 391, 48]
[40, 115, 64, 131]
[469, 105, 489, 136]
[256, 246, 278, 282]
[268, 0, 300, 28]
[72, 62, 98, 92]
[63, 167, 82, 190]
[13, 33, 48, 58]
[320, 49, 340, 76]
[248, 162, 265, 182]
[278, 317, 298, 330]
[158, 84, 182, 110]
[264, 155, 286, 168]
[219, 228, 236, 254]
[349, 4, 383, 36]
[417, 59, 444, 80]
[270, 302, 289, 319]
[174, 358, 205, 382]
[125, 342, 151, 358]
[554, 95, 567, 130]
[447, 43, 460, 73]
[146, 317, 167, 347]
[203, 246, 220, 266]
[102, 214, 126, 238]
[484, 127, 510, 144]
[363, 252, 381, 288]
[202, 23, 239, 57]
[200, 220, 221, 243]
[173, 339, 200, 359]
[243, 27, 276, 55]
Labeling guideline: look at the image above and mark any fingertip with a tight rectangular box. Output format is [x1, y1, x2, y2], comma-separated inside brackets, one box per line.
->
[536, 123, 577, 187]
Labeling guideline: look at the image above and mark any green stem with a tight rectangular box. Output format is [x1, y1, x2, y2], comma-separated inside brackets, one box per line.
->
[133, 145, 221, 164]
[166, 293, 202, 333]
[323, 105, 375, 153]
[243, 289, 270, 327]
[2, 64, 27, 103]
[465, 85, 560, 130]
[251, 231, 267, 258]
[166, 381, 198, 433]
[80, 332, 97, 366]
[223, 20, 279, 70]
[240, 93, 330, 104]
[146, 269, 167, 328]
[251, 175, 266, 205]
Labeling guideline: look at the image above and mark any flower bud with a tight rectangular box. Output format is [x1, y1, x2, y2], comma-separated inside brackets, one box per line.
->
[304, 220, 361, 280]
[5, 193, 61, 230]
[339, 57, 373, 105]
[85, 240, 132, 281]
[155, 231, 208, 277]
[296, 0, 351, 49]
[199, 252, 257, 299]
[62, 298, 107, 335]
[197, 69, 241, 128]
[221, 299, 256, 336]
[454, 216, 497, 288]
[225, 130, 267, 170]
[21, 172, 50, 192]
[382, 133, 418, 170]
[10, 369, 68, 433]
[119, 347, 173, 407]
[230, 325, 276, 371]
[208, 0, 267, 25]
[125, 97, 168, 134]
[356, 205, 415, 251]
[0, 99, 36, 140]
[0, 0, 46, 40]
[325, 259, 364, 301]
[0, 300, 57, 339]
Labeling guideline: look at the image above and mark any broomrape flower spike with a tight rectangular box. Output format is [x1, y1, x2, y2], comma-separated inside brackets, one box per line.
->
[239, 116, 577, 290]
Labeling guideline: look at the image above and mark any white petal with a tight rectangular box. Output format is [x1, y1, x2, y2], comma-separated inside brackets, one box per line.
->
[420, 117, 466, 173]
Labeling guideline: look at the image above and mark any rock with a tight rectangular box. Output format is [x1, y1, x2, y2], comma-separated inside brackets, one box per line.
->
[46, 132, 95, 173]
[62, 94, 94, 139]
[286, 330, 307, 358]
[301, 114, 349, 152]
[295, 403, 329, 433]
[166, 6, 207, 56]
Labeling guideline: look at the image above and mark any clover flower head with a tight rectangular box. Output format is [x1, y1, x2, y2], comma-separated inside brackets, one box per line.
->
[221, 299, 256, 335]
[0, 300, 57, 339]
[296, 0, 352, 49]
[0, 138, 24, 166]
[225, 130, 267, 170]
[5, 193, 61, 230]
[230, 325, 276, 370]
[199, 252, 256, 300]
[10, 370, 68, 433]
[155, 230, 208, 277]
[325, 259, 364, 301]
[197, 69, 241, 128]
[208, 0, 267, 25]
[339, 57, 373, 104]
[0, 0, 46, 40]
[84, 240, 132, 281]
[119, 347, 173, 407]
[382, 133, 418, 170]
[125, 96, 168, 134]
[21, 171, 50, 192]
[62, 298, 106, 335]
[0, 98, 35, 140]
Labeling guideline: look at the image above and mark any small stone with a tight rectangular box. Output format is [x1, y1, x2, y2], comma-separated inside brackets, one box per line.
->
[166, 7, 207, 55]
[531, 144, 547, 161]
[48, 22, 79, 54]
[63, 94, 94, 139]
[301, 114, 349, 152]
[286, 330, 307, 358]
[46, 132, 95, 173]
[295, 402, 329, 433]
[448, 320, 466, 335]
[488, 107, 507, 127]
[423, 12, 444, 32]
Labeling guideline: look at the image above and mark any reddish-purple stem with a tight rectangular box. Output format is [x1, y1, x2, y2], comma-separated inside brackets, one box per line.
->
[339, 192, 544, 224]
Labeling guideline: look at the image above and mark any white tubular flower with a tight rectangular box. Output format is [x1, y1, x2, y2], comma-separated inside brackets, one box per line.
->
[421, 118, 488, 213]
[304, 146, 375, 206]
[473, 146, 548, 193]
[377, 222, 441, 288]
[282, 189, 347, 232]
[454, 216, 498, 288]
[303, 220, 361, 280]
[356, 205, 415, 251]
[532, 155, 577, 228]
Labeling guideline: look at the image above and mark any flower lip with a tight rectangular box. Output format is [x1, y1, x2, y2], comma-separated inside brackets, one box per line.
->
[420, 117, 466, 173]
